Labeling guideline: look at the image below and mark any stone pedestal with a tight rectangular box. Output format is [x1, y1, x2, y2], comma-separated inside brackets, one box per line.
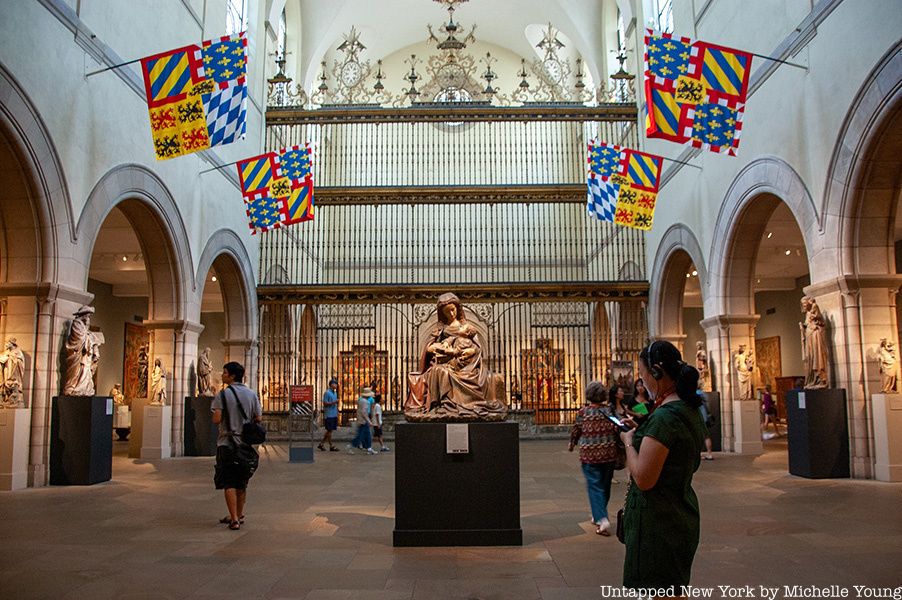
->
[872, 394, 902, 482]
[141, 405, 172, 459]
[113, 406, 131, 428]
[732, 399, 763, 454]
[393, 422, 522, 546]
[0, 408, 30, 490]
[704, 391, 723, 452]
[786, 389, 850, 479]
[50, 396, 113, 485]
[183, 396, 218, 456]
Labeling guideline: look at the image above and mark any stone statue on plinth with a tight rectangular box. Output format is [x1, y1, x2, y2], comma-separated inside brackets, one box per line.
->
[0, 337, 26, 407]
[733, 344, 754, 401]
[63, 305, 104, 396]
[878, 338, 897, 393]
[695, 341, 710, 391]
[109, 383, 125, 405]
[405, 292, 507, 422]
[800, 296, 829, 389]
[149, 358, 167, 405]
[197, 347, 214, 397]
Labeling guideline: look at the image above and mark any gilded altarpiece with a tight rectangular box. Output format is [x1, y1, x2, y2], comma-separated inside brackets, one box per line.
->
[123, 323, 150, 402]
[521, 339, 565, 424]
[339, 345, 388, 424]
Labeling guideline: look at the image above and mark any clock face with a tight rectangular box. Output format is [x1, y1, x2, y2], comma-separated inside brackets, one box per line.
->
[543, 58, 563, 83]
[340, 61, 362, 87]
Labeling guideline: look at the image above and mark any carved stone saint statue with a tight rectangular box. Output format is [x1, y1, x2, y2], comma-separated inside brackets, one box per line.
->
[878, 338, 897, 393]
[197, 347, 214, 397]
[800, 296, 830, 389]
[63, 305, 104, 396]
[405, 292, 507, 422]
[109, 383, 125, 406]
[695, 341, 710, 391]
[734, 344, 754, 401]
[0, 337, 26, 407]
[149, 358, 167, 405]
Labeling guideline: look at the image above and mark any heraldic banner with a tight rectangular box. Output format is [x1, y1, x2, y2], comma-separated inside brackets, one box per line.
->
[644, 29, 752, 156]
[141, 31, 248, 160]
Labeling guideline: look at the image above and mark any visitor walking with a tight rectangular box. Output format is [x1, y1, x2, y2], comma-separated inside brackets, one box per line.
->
[569, 381, 620, 536]
[212, 362, 263, 531]
[318, 378, 340, 451]
[348, 387, 375, 455]
[372, 394, 390, 452]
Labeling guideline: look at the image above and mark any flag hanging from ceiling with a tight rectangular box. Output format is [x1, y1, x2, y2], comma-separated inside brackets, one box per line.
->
[644, 29, 752, 156]
[236, 144, 314, 234]
[140, 31, 248, 160]
[587, 138, 662, 231]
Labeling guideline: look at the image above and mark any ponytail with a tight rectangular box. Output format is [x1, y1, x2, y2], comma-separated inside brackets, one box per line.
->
[641, 340, 702, 407]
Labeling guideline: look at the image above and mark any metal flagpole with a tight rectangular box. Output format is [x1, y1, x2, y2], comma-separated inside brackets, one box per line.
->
[85, 58, 142, 78]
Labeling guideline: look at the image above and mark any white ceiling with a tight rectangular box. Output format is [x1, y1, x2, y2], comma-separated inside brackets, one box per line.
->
[754, 202, 809, 291]
[88, 208, 224, 312]
[295, 0, 610, 88]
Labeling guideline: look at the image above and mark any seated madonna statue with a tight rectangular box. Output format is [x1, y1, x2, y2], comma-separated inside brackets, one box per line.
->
[405, 293, 507, 422]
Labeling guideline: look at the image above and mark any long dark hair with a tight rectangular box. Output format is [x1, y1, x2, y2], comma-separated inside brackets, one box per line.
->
[639, 340, 701, 407]
[633, 377, 651, 403]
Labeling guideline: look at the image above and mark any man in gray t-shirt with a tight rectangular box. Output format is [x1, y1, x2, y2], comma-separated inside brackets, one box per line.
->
[211, 362, 262, 530]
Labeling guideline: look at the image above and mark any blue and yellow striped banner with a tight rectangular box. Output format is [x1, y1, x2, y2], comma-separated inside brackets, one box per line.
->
[146, 51, 193, 104]
[648, 87, 681, 137]
[627, 153, 662, 190]
[700, 47, 749, 98]
[287, 182, 314, 223]
[238, 155, 275, 195]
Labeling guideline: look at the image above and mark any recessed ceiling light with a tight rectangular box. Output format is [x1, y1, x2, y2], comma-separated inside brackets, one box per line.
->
[686, 273, 690, 278]
[785, 249, 791, 256]
[756, 278, 761, 284]
[211, 276, 217, 282]
[691, 270, 698, 276]
[121, 255, 128, 262]
[767, 231, 773, 239]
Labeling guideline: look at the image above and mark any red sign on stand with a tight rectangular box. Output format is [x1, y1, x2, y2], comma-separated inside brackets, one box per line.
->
[289, 385, 314, 415]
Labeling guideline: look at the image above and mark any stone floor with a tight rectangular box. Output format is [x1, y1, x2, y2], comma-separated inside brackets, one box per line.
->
[1, 438, 901, 600]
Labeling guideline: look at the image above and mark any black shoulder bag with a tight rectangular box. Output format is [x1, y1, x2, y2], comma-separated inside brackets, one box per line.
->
[220, 390, 259, 478]
[227, 386, 266, 445]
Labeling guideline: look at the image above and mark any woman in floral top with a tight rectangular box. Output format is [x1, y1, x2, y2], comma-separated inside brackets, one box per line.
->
[569, 381, 621, 535]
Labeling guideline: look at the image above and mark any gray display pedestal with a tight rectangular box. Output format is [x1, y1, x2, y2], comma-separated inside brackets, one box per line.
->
[785, 389, 849, 478]
[50, 396, 113, 485]
[393, 421, 522, 547]
[184, 396, 219, 456]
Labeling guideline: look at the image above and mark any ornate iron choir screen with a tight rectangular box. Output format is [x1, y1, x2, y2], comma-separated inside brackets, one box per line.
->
[257, 104, 649, 423]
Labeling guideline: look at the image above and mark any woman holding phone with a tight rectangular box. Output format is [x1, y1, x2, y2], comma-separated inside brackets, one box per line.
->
[569, 381, 621, 536]
[619, 340, 706, 591]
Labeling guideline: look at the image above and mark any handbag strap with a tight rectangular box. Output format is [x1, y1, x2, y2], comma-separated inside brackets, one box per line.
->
[227, 385, 251, 422]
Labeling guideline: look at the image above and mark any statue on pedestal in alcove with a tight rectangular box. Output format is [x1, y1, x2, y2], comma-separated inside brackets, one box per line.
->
[733, 344, 754, 401]
[149, 358, 167, 405]
[799, 296, 830, 389]
[0, 337, 26, 407]
[63, 305, 104, 396]
[197, 347, 215, 397]
[878, 338, 897, 393]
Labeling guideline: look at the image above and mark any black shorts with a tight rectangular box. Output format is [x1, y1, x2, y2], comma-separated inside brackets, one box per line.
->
[324, 416, 338, 431]
[214, 445, 250, 490]
[373, 426, 383, 438]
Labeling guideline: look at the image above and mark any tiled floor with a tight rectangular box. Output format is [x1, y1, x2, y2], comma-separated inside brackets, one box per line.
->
[1, 438, 900, 599]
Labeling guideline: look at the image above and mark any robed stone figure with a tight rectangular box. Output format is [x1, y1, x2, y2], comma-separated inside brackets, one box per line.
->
[800, 296, 829, 389]
[64, 306, 104, 396]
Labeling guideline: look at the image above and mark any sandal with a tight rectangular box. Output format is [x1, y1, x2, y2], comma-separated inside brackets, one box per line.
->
[229, 520, 241, 530]
[219, 515, 245, 524]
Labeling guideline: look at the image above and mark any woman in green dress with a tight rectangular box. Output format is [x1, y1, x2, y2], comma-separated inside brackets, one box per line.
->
[619, 340, 706, 592]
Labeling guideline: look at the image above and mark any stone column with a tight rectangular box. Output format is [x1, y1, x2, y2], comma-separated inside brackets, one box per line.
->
[656, 333, 688, 356]
[138, 319, 203, 458]
[700, 313, 761, 455]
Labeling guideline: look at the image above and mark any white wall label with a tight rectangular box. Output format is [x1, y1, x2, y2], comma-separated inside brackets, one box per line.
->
[106, 398, 113, 415]
[798, 392, 806, 410]
[446, 423, 469, 454]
